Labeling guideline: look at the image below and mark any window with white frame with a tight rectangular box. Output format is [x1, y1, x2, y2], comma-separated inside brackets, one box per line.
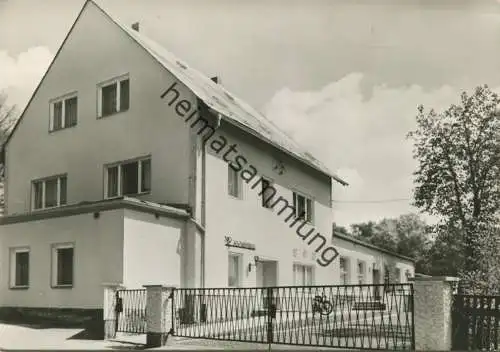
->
[228, 253, 242, 287]
[10, 247, 30, 288]
[228, 165, 242, 198]
[32, 175, 67, 210]
[50, 93, 78, 131]
[97, 75, 129, 118]
[52, 243, 74, 287]
[293, 192, 313, 222]
[105, 157, 151, 198]
[261, 178, 274, 208]
[340, 257, 349, 284]
[357, 260, 365, 284]
[293, 264, 314, 286]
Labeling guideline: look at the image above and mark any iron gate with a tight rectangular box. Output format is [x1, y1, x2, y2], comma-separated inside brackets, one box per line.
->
[452, 294, 500, 351]
[114, 288, 147, 334]
[171, 284, 415, 350]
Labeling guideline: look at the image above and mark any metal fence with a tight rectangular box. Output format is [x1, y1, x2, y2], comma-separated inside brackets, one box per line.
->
[115, 288, 147, 334]
[171, 284, 415, 350]
[452, 294, 500, 351]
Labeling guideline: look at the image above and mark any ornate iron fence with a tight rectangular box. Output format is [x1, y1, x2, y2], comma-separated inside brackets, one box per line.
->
[171, 284, 415, 350]
[115, 288, 147, 334]
[452, 294, 500, 351]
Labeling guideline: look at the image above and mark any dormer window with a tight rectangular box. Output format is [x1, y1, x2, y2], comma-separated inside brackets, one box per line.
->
[49, 93, 77, 131]
[97, 75, 129, 118]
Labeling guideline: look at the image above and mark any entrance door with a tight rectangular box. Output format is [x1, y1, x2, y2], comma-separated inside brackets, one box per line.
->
[256, 260, 278, 287]
[373, 269, 381, 300]
[256, 260, 278, 309]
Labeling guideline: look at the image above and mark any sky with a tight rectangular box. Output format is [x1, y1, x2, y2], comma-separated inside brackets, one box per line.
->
[1, 0, 500, 227]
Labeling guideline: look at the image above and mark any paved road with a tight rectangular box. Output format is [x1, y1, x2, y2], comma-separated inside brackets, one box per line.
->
[0, 320, 411, 350]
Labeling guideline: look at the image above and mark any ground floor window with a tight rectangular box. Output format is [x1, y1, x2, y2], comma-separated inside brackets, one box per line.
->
[357, 260, 365, 284]
[52, 243, 74, 287]
[340, 257, 349, 284]
[228, 253, 242, 287]
[10, 247, 30, 288]
[405, 270, 412, 282]
[293, 264, 314, 286]
[394, 267, 401, 283]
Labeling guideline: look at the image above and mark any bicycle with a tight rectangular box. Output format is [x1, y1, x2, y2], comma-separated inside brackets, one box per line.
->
[312, 295, 333, 315]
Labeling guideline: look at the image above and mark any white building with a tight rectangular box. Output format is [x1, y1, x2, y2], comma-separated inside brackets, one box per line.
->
[0, 0, 414, 320]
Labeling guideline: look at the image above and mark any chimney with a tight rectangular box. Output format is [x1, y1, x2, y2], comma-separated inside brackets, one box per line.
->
[131, 22, 139, 32]
[210, 76, 219, 84]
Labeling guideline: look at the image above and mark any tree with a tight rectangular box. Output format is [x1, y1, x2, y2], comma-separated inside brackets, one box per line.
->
[351, 215, 431, 272]
[332, 222, 350, 236]
[407, 85, 500, 292]
[0, 93, 17, 215]
[351, 221, 377, 240]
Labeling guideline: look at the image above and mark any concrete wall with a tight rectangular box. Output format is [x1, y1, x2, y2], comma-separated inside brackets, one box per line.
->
[5, 1, 194, 215]
[122, 210, 184, 289]
[0, 209, 124, 308]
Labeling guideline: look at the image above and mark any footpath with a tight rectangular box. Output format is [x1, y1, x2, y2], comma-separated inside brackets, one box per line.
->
[0, 323, 339, 350]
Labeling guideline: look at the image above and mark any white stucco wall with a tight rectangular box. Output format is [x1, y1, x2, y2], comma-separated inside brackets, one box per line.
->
[0, 209, 124, 308]
[203, 124, 338, 288]
[333, 236, 415, 285]
[122, 210, 183, 289]
[5, 1, 195, 215]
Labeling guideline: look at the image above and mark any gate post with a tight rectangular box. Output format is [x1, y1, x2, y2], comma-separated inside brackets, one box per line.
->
[102, 283, 123, 340]
[143, 285, 176, 348]
[410, 276, 459, 351]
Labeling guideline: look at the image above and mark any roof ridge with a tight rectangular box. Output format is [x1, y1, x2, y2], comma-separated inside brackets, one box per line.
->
[110, 20, 347, 185]
[5, 0, 348, 186]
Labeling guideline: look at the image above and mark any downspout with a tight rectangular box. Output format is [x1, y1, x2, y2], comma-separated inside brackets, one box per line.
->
[199, 76, 222, 288]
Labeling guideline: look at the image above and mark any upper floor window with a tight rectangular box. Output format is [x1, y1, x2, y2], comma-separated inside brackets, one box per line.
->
[105, 157, 151, 198]
[261, 178, 275, 208]
[98, 75, 129, 118]
[228, 165, 242, 198]
[49, 93, 77, 131]
[293, 264, 313, 286]
[339, 257, 349, 284]
[293, 192, 313, 222]
[32, 175, 67, 210]
[10, 247, 30, 289]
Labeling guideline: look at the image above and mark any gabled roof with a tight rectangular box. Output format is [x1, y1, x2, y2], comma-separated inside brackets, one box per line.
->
[4, 0, 348, 186]
[333, 230, 415, 263]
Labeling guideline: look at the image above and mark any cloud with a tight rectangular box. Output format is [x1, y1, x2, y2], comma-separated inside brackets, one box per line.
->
[264, 73, 500, 226]
[0, 46, 53, 108]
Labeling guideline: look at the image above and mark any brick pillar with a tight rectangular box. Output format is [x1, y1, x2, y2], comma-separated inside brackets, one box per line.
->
[102, 283, 123, 340]
[410, 276, 459, 351]
[143, 285, 176, 348]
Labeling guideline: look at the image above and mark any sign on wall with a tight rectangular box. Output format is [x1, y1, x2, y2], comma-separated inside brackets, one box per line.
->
[225, 236, 256, 250]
